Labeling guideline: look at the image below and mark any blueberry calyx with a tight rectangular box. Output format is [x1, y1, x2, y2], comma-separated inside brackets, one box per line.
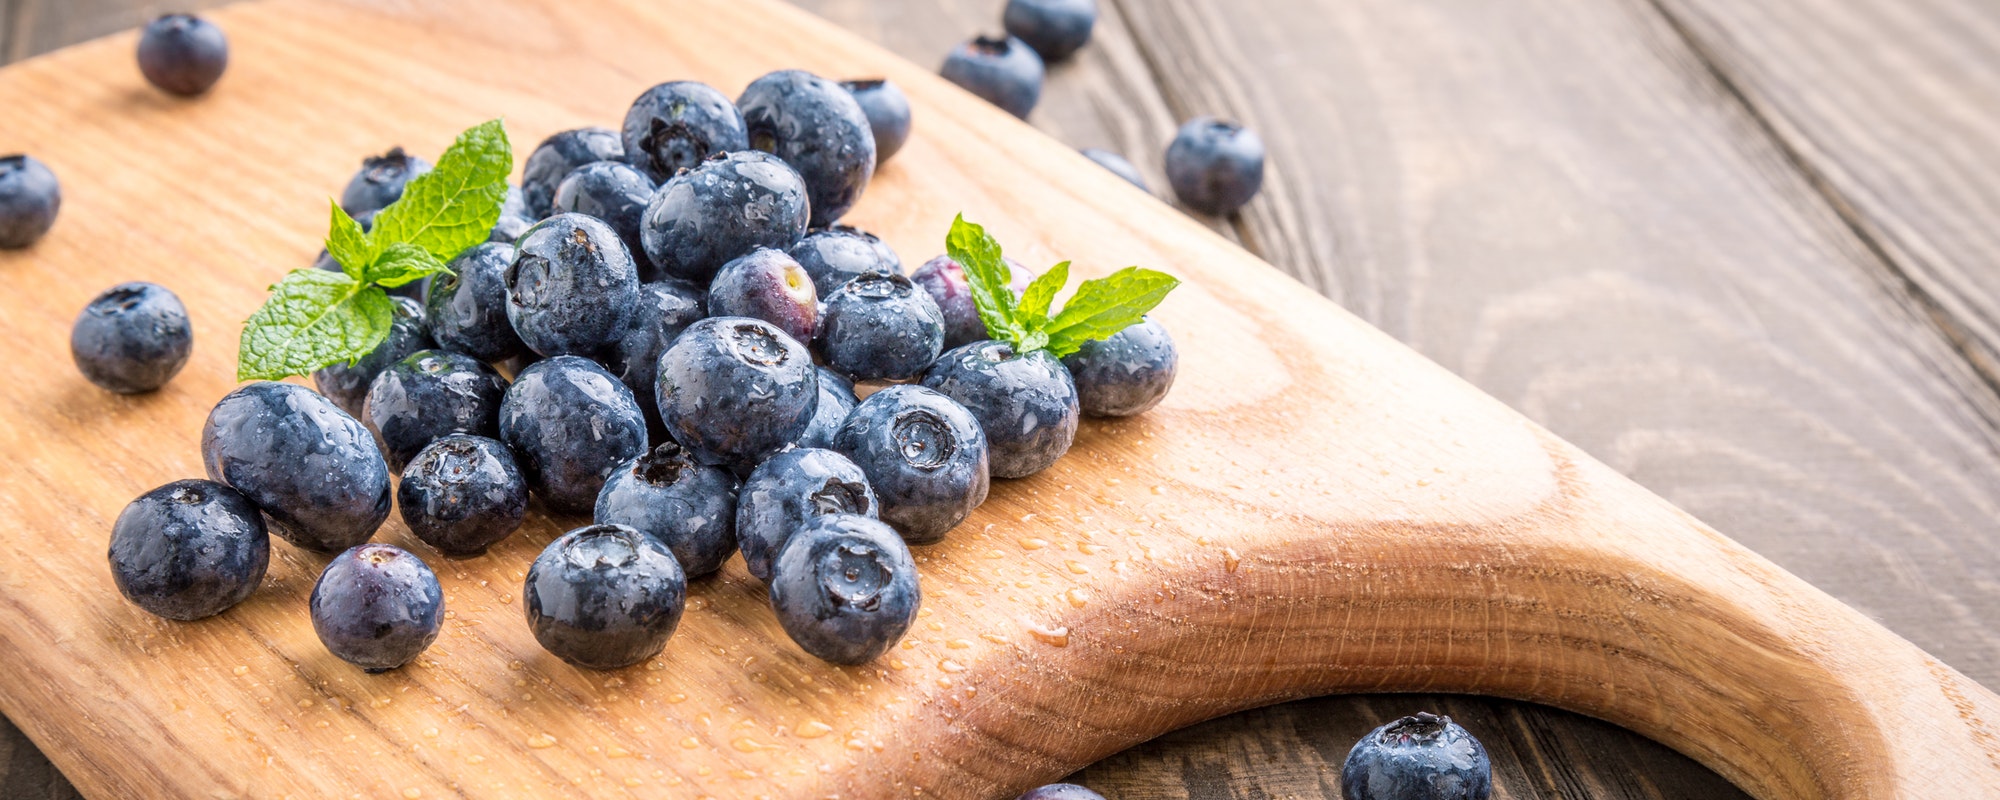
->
[809, 479, 871, 515]
[893, 410, 955, 468]
[726, 321, 787, 367]
[1380, 712, 1449, 744]
[820, 543, 891, 613]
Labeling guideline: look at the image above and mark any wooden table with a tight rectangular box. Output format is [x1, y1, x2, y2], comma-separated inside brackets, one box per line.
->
[4, 0, 1996, 797]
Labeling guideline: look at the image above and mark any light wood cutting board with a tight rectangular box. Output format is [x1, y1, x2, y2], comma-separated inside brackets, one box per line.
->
[0, 0, 1994, 797]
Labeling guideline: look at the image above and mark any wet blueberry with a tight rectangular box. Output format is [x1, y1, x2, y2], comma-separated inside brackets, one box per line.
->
[108, 479, 268, 620]
[923, 341, 1078, 479]
[1341, 712, 1492, 800]
[426, 242, 527, 363]
[340, 147, 431, 217]
[1017, 785, 1106, 800]
[787, 224, 901, 298]
[831, 385, 988, 543]
[840, 79, 912, 166]
[0, 154, 60, 248]
[940, 35, 1044, 119]
[640, 150, 810, 284]
[1081, 148, 1147, 191]
[736, 448, 878, 583]
[818, 271, 945, 382]
[1062, 318, 1177, 417]
[137, 14, 228, 96]
[552, 160, 658, 279]
[655, 317, 819, 470]
[202, 381, 391, 552]
[70, 281, 192, 394]
[769, 514, 919, 664]
[737, 69, 877, 227]
[522, 127, 624, 219]
[1166, 116, 1265, 216]
[1004, 0, 1097, 62]
[707, 247, 819, 344]
[909, 254, 1036, 349]
[796, 366, 859, 450]
[397, 434, 527, 557]
[309, 543, 442, 672]
[313, 295, 433, 418]
[506, 213, 642, 358]
[594, 441, 739, 578]
[363, 349, 509, 471]
[620, 81, 748, 184]
[499, 355, 650, 514]
[525, 523, 686, 670]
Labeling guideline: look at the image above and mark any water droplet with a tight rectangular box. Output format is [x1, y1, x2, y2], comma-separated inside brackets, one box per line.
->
[1018, 537, 1048, 550]
[1066, 588, 1090, 608]
[732, 737, 771, 753]
[402, 788, 422, 799]
[526, 733, 557, 749]
[946, 639, 972, 649]
[938, 659, 966, 673]
[796, 720, 833, 739]
[1224, 548, 1242, 573]
[232, 665, 249, 676]
[465, 754, 485, 765]
[1024, 619, 1070, 647]
[1065, 561, 1090, 575]
[681, 736, 701, 749]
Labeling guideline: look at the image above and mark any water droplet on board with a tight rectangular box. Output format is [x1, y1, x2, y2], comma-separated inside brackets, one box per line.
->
[526, 733, 557, 749]
[796, 720, 833, 738]
[1024, 619, 1069, 647]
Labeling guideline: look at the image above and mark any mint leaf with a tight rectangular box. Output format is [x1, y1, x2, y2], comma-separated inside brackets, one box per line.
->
[326, 201, 375, 279]
[363, 242, 451, 289]
[370, 118, 511, 263]
[236, 270, 393, 381]
[945, 215, 1022, 346]
[1042, 267, 1180, 357]
[1018, 260, 1069, 324]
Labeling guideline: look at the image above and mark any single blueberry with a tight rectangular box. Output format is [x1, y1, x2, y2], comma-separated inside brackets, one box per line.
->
[202, 381, 391, 552]
[655, 317, 818, 470]
[818, 271, 945, 382]
[1081, 148, 1148, 191]
[70, 281, 192, 394]
[552, 160, 658, 279]
[639, 150, 810, 284]
[506, 213, 642, 358]
[609, 280, 707, 437]
[1003, 0, 1097, 62]
[923, 341, 1079, 479]
[340, 147, 432, 217]
[831, 385, 988, 543]
[620, 81, 749, 184]
[839, 79, 913, 166]
[737, 69, 877, 227]
[1165, 116, 1265, 216]
[787, 224, 902, 298]
[0, 154, 60, 248]
[769, 514, 919, 665]
[940, 35, 1044, 120]
[498, 356, 650, 514]
[1341, 712, 1493, 800]
[796, 366, 859, 450]
[594, 441, 739, 578]
[398, 434, 527, 557]
[737, 448, 878, 583]
[309, 543, 443, 672]
[136, 14, 228, 96]
[1063, 318, 1177, 417]
[1017, 785, 1106, 800]
[363, 349, 509, 471]
[525, 524, 686, 670]
[108, 479, 268, 621]
[426, 242, 527, 363]
[909, 254, 1037, 350]
[522, 127, 624, 219]
[707, 247, 819, 345]
[313, 295, 434, 418]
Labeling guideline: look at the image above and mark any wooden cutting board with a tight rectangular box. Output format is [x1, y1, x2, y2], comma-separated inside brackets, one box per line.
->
[0, 0, 1994, 797]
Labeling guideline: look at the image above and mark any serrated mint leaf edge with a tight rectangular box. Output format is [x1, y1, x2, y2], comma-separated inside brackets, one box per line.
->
[370, 119, 512, 264]
[1042, 267, 1181, 358]
[235, 270, 392, 381]
[946, 214, 1023, 348]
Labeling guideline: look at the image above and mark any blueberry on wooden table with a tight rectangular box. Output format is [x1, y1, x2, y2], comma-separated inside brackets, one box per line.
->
[640, 150, 810, 284]
[770, 513, 920, 664]
[490, 184, 535, 244]
[363, 349, 509, 471]
[620, 80, 748, 185]
[525, 523, 686, 670]
[817, 271, 946, 382]
[201, 381, 391, 553]
[309, 543, 442, 673]
[736, 447, 878, 583]
[551, 160, 657, 279]
[909, 254, 1036, 350]
[1062, 318, 1178, 417]
[609, 279, 707, 436]
[940, 35, 1045, 120]
[339, 147, 431, 217]
[1341, 712, 1492, 800]
[1081, 147, 1148, 191]
[1017, 785, 1106, 800]
[593, 441, 740, 578]
[795, 366, 860, 451]
[832, 385, 988, 544]
[108, 479, 268, 621]
[1004, 0, 1098, 62]
[1165, 116, 1265, 216]
[922, 341, 1079, 479]
[655, 316, 819, 470]
[136, 14, 227, 96]
[788, 224, 903, 298]
[70, 281, 192, 394]
[707, 247, 820, 345]
[522, 126, 623, 219]
[840, 79, 913, 166]
[498, 355, 650, 515]
[0, 154, 60, 248]
[426, 242, 527, 363]
[397, 434, 527, 557]
[313, 294, 433, 417]
[737, 69, 878, 227]
[506, 212, 641, 359]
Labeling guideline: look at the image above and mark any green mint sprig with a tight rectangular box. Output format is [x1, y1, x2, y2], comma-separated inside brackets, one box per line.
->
[945, 214, 1178, 358]
[236, 119, 512, 380]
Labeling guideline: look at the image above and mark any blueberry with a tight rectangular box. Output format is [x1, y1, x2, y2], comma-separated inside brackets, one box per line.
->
[426, 242, 527, 363]
[655, 317, 818, 469]
[0, 154, 60, 248]
[522, 127, 624, 219]
[202, 381, 391, 552]
[922, 342, 1078, 479]
[818, 271, 945, 382]
[506, 213, 642, 358]
[1081, 148, 1147, 191]
[1165, 117, 1265, 216]
[340, 147, 432, 217]
[609, 280, 707, 436]
[499, 356, 650, 514]
[940, 36, 1044, 120]
[1341, 712, 1492, 800]
[736, 448, 878, 583]
[831, 385, 988, 543]
[620, 81, 749, 185]
[769, 514, 919, 664]
[108, 479, 268, 620]
[909, 254, 1036, 350]
[707, 247, 819, 344]
[1003, 0, 1097, 62]
[594, 441, 739, 577]
[796, 366, 858, 450]
[1016, 785, 1106, 800]
[70, 282, 192, 394]
[363, 349, 509, 471]
[397, 434, 527, 557]
[551, 160, 658, 279]
[525, 523, 686, 670]
[309, 544, 442, 672]
[839, 79, 912, 166]
[787, 224, 902, 298]
[136, 14, 228, 96]
[640, 150, 810, 284]
[1062, 318, 1177, 417]
[737, 69, 877, 227]
[313, 295, 434, 418]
